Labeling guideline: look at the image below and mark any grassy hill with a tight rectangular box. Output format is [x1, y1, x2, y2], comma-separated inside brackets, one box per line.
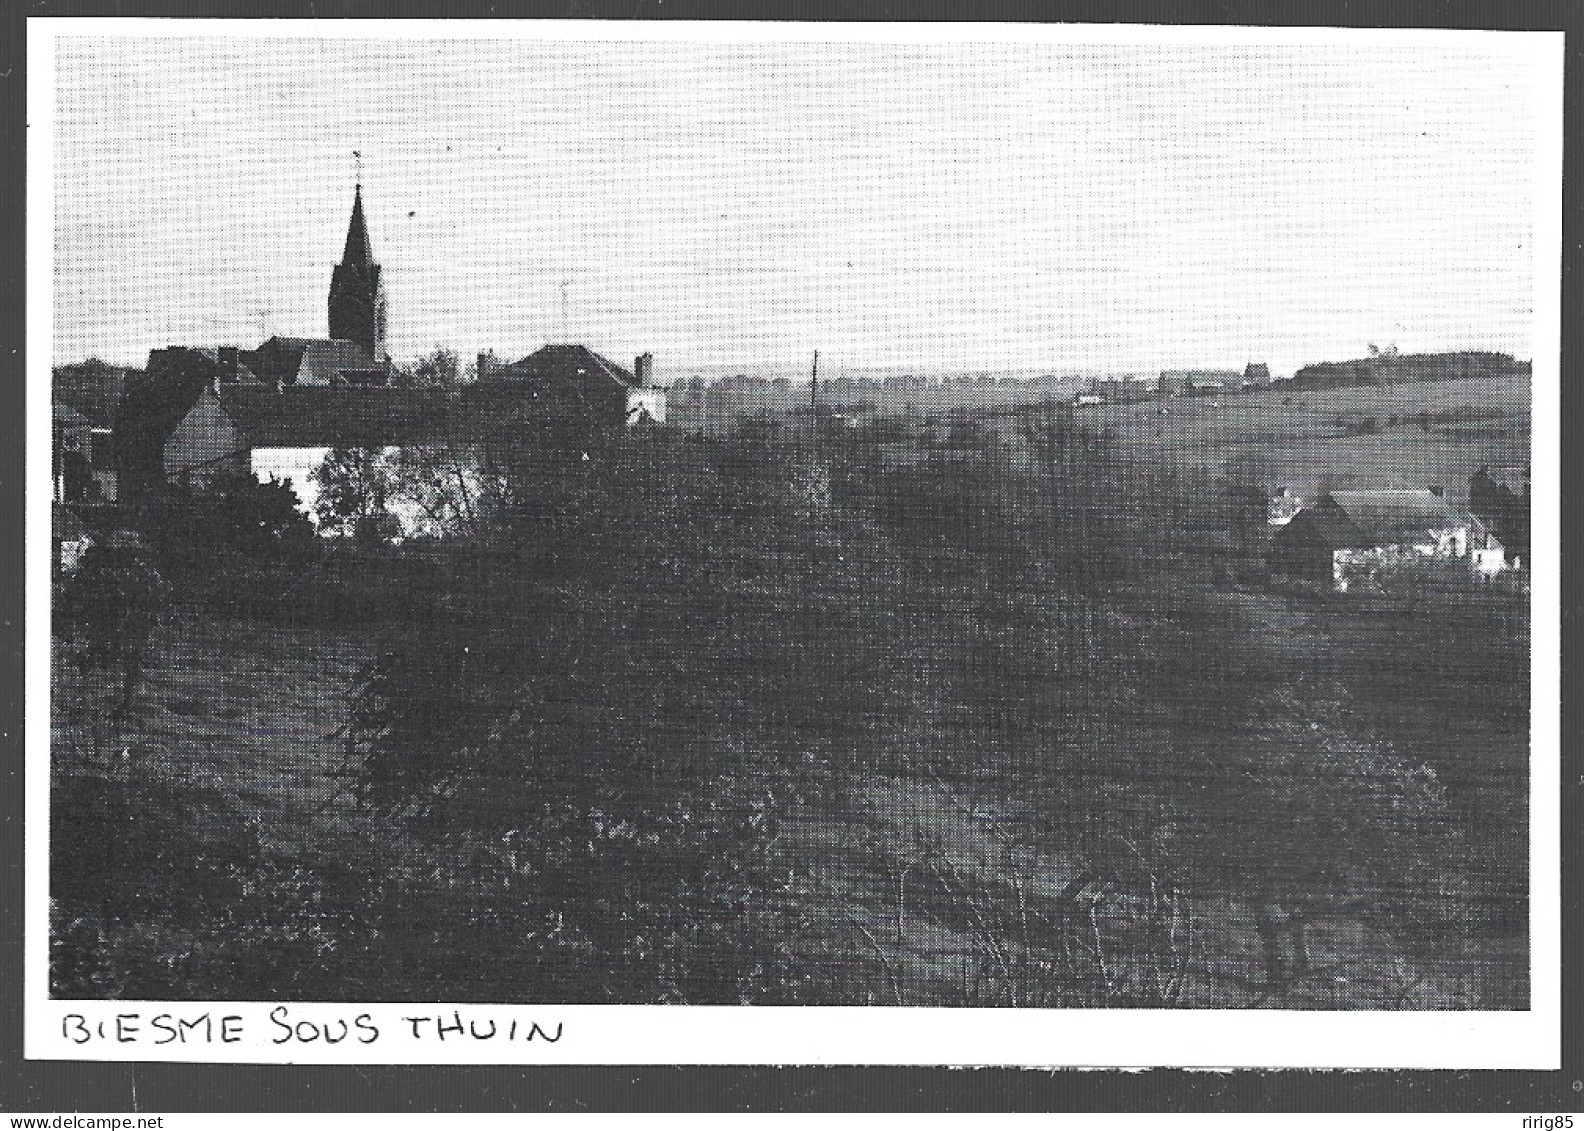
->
[1080, 373, 1531, 503]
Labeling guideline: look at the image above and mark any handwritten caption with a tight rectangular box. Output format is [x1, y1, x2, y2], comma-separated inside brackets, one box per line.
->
[58, 1007, 563, 1048]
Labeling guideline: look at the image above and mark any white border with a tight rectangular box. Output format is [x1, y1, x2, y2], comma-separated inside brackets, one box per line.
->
[25, 18, 1563, 1068]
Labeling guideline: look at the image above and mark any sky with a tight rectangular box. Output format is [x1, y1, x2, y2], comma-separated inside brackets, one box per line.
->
[50, 30, 1548, 380]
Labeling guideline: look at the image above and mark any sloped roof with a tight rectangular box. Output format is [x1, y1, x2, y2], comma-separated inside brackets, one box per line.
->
[1288, 490, 1472, 549]
[118, 348, 228, 459]
[216, 386, 542, 449]
[493, 344, 639, 389]
[247, 337, 370, 385]
[218, 386, 455, 447]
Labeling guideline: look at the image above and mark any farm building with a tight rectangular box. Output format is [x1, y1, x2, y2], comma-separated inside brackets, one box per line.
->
[477, 344, 667, 425]
[159, 382, 463, 492]
[1269, 489, 1505, 591]
[1469, 464, 1530, 568]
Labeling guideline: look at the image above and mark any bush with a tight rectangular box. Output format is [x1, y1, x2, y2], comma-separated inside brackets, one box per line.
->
[51, 769, 262, 997]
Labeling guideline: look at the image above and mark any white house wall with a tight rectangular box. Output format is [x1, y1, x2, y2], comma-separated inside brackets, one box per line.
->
[626, 388, 667, 425]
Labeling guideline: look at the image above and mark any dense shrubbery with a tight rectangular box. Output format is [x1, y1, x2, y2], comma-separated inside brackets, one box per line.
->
[52, 412, 1528, 1006]
[137, 466, 314, 561]
[321, 416, 1499, 1003]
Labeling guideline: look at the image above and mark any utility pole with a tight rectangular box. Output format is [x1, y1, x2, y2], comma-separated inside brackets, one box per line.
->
[810, 349, 820, 409]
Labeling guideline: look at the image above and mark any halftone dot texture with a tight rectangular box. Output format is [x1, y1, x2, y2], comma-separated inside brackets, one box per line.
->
[50, 34, 1531, 1012]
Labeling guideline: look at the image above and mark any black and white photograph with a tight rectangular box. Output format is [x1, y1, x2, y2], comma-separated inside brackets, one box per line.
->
[29, 18, 1561, 1070]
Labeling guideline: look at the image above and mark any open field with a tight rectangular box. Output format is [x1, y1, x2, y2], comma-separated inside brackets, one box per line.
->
[1078, 374, 1531, 500]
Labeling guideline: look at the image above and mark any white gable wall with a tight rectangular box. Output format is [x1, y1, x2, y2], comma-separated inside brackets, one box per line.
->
[626, 388, 667, 424]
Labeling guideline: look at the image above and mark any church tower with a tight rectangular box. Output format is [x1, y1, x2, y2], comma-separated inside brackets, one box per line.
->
[328, 184, 388, 362]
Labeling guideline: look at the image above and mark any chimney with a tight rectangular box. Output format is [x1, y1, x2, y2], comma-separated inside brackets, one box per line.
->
[634, 352, 653, 388]
[218, 346, 239, 384]
[478, 351, 493, 382]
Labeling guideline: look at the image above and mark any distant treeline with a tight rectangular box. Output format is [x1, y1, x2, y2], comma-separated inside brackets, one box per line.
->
[1290, 351, 1528, 391]
[667, 371, 1082, 431]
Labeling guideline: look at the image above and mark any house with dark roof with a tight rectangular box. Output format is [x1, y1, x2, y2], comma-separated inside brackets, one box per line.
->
[120, 343, 664, 527]
[47, 393, 117, 508]
[1469, 464, 1530, 567]
[1269, 489, 1504, 590]
[150, 377, 544, 537]
[478, 344, 666, 425]
[242, 336, 375, 387]
[158, 376, 534, 523]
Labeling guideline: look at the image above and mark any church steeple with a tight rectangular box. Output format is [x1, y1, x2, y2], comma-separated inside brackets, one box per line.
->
[341, 184, 374, 267]
[329, 183, 387, 362]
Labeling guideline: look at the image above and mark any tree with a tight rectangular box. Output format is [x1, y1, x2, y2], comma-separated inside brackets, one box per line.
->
[209, 467, 314, 551]
[60, 535, 169, 720]
[379, 445, 497, 542]
[331, 428, 865, 1000]
[313, 448, 399, 542]
[399, 346, 464, 388]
